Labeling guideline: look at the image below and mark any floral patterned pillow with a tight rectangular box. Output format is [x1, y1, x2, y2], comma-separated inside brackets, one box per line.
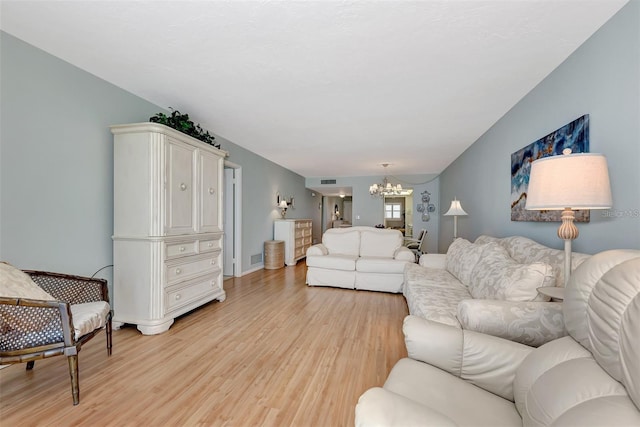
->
[445, 238, 487, 286]
[468, 243, 554, 301]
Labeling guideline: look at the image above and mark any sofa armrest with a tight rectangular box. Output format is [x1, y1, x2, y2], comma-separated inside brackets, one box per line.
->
[306, 244, 328, 256]
[394, 246, 415, 262]
[419, 254, 446, 269]
[457, 299, 566, 347]
[403, 315, 532, 401]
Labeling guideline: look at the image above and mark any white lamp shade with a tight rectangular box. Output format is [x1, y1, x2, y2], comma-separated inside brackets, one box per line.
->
[444, 200, 467, 216]
[526, 153, 612, 210]
[279, 200, 289, 208]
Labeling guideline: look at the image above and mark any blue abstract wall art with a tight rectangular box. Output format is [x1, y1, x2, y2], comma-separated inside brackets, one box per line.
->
[511, 114, 590, 222]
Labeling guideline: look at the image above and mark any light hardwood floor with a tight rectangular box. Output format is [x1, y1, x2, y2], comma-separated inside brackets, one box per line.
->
[1, 262, 408, 426]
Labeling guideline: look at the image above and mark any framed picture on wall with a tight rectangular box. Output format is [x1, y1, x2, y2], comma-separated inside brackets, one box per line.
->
[510, 114, 590, 222]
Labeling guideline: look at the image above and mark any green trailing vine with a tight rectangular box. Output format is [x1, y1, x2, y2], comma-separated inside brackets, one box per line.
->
[150, 109, 220, 148]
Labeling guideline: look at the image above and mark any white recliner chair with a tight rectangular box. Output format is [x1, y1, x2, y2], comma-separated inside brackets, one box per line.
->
[355, 249, 640, 426]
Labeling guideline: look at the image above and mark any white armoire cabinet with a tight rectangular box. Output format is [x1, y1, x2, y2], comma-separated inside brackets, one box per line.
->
[274, 219, 313, 266]
[111, 123, 227, 335]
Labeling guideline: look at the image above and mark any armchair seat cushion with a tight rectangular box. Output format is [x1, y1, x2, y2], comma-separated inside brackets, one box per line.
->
[306, 254, 357, 271]
[356, 258, 408, 274]
[70, 301, 110, 339]
[357, 358, 522, 426]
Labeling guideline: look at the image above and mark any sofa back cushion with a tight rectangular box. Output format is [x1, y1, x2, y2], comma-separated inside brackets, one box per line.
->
[360, 230, 402, 258]
[475, 235, 590, 287]
[468, 243, 554, 301]
[445, 238, 486, 286]
[563, 250, 640, 408]
[323, 230, 361, 256]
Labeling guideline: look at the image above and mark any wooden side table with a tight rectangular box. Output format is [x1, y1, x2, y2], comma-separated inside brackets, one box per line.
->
[264, 240, 285, 270]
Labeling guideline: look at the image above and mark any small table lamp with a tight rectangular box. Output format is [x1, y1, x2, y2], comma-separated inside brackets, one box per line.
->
[444, 199, 468, 239]
[526, 149, 612, 286]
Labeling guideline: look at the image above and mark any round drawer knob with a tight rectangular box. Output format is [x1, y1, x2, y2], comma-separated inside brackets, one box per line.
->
[208, 187, 215, 195]
[210, 260, 215, 265]
[180, 183, 187, 191]
[179, 246, 185, 252]
[175, 294, 181, 300]
[175, 268, 182, 275]
[207, 242, 213, 247]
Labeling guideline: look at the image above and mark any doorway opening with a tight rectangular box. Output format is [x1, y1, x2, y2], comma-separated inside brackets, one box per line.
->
[223, 161, 242, 277]
[383, 191, 413, 236]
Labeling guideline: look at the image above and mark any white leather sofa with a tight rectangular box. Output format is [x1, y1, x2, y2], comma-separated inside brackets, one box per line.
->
[356, 249, 640, 426]
[306, 226, 415, 293]
[403, 235, 590, 346]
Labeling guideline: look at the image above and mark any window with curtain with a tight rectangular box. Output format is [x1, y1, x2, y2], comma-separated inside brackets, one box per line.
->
[384, 203, 401, 219]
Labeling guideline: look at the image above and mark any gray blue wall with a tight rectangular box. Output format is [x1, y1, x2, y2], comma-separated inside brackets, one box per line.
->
[438, 1, 640, 254]
[0, 32, 312, 287]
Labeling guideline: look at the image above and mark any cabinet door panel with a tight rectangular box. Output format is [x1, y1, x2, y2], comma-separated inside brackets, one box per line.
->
[199, 150, 220, 232]
[166, 141, 195, 235]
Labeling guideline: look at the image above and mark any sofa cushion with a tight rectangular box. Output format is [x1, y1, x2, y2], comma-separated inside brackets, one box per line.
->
[382, 358, 522, 426]
[360, 230, 402, 258]
[445, 238, 486, 286]
[356, 257, 408, 274]
[403, 266, 471, 328]
[306, 254, 358, 271]
[476, 235, 591, 288]
[468, 243, 554, 302]
[0, 262, 55, 301]
[322, 230, 360, 256]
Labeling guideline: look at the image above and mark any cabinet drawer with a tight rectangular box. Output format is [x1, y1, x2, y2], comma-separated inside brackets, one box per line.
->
[166, 276, 220, 312]
[166, 253, 220, 286]
[199, 239, 220, 253]
[166, 241, 198, 259]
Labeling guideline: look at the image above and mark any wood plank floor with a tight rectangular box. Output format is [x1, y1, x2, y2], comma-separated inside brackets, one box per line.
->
[1, 262, 408, 426]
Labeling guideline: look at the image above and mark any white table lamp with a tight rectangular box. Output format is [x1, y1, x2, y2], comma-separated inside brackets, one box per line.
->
[444, 199, 468, 239]
[526, 149, 612, 286]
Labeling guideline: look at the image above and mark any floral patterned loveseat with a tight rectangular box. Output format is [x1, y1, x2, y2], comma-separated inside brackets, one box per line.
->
[402, 235, 590, 347]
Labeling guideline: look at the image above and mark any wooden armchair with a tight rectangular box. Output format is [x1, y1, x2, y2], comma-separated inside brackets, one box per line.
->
[0, 269, 112, 405]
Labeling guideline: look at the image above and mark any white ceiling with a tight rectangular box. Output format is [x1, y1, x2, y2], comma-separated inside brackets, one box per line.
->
[0, 0, 628, 178]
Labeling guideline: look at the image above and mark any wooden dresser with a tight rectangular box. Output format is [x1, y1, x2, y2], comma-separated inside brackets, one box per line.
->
[111, 122, 227, 335]
[274, 219, 313, 266]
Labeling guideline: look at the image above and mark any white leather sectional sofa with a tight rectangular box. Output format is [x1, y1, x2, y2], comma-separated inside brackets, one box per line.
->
[356, 249, 640, 426]
[403, 235, 590, 347]
[305, 226, 415, 293]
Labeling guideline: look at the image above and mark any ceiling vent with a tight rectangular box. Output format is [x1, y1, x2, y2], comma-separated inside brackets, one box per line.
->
[321, 179, 337, 185]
